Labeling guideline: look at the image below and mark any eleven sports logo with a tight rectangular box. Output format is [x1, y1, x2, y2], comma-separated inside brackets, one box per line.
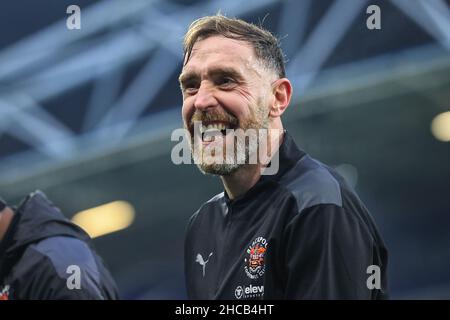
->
[235, 284, 264, 300]
[235, 236, 267, 299]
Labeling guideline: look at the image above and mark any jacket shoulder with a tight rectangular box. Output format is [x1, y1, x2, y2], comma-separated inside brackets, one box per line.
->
[280, 155, 343, 213]
[21, 236, 108, 299]
[188, 192, 225, 224]
[30, 236, 99, 279]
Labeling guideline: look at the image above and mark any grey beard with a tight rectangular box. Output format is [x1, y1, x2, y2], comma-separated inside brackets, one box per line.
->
[192, 126, 264, 176]
[196, 162, 241, 176]
[195, 136, 248, 176]
[190, 106, 269, 176]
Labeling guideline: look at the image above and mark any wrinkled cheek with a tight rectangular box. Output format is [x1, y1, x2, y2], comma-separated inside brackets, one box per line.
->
[219, 96, 253, 126]
[181, 103, 192, 126]
[236, 90, 261, 119]
[235, 87, 255, 105]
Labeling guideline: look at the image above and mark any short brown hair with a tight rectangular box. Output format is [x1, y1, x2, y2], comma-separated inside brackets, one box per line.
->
[183, 14, 286, 78]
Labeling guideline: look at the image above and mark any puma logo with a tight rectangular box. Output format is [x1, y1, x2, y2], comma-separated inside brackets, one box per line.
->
[196, 252, 213, 277]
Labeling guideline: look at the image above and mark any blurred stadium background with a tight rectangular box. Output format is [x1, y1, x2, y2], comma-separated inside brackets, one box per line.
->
[0, 0, 449, 299]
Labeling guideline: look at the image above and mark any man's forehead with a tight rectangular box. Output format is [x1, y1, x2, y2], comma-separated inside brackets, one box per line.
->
[192, 35, 254, 55]
[183, 36, 262, 76]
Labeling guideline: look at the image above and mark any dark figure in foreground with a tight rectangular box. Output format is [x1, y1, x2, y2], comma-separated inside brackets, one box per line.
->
[0, 191, 119, 300]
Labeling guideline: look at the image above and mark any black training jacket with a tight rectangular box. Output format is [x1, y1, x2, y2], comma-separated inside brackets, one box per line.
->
[185, 131, 388, 300]
[0, 191, 119, 300]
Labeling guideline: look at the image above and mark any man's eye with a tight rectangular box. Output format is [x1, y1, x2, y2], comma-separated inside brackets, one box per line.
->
[217, 77, 236, 87]
[183, 84, 199, 94]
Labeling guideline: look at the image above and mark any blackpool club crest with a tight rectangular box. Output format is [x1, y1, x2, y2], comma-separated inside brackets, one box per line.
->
[0, 285, 10, 300]
[244, 237, 267, 280]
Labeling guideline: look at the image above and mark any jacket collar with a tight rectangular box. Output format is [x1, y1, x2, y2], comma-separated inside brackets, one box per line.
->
[223, 130, 305, 205]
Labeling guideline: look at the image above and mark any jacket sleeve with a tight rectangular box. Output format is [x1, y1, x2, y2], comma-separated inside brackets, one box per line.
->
[280, 203, 386, 299]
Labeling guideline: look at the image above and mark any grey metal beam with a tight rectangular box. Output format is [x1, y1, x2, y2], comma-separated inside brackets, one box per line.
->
[393, 0, 450, 51]
[0, 96, 75, 158]
[83, 66, 125, 132]
[287, 0, 369, 92]
[0, 0, 155, 80]
[277, 0, 311, 59]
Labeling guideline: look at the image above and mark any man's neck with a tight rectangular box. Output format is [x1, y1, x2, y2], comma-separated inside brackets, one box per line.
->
[221, 128, 285, 200]
[0, 207, 14, 242]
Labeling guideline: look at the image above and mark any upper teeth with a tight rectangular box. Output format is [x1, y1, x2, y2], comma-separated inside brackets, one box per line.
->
[200, 123, 229, 134]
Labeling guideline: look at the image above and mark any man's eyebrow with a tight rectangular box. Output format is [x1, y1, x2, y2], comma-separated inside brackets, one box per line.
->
[178, 72, 198, 86]
[208, 67, 244, 80]
[179, 67, 244, 85]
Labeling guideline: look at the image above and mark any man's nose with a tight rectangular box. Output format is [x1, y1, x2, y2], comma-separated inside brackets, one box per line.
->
[193, 82, 217, 111]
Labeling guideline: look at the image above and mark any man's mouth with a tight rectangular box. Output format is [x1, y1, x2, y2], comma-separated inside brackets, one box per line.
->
[199, 121, 237, 142]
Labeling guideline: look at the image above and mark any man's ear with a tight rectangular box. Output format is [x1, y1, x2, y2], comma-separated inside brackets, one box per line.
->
[269, 78, 292, 118]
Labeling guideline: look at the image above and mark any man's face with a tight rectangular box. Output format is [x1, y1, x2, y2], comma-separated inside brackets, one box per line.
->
[179, 35, 274, 175]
